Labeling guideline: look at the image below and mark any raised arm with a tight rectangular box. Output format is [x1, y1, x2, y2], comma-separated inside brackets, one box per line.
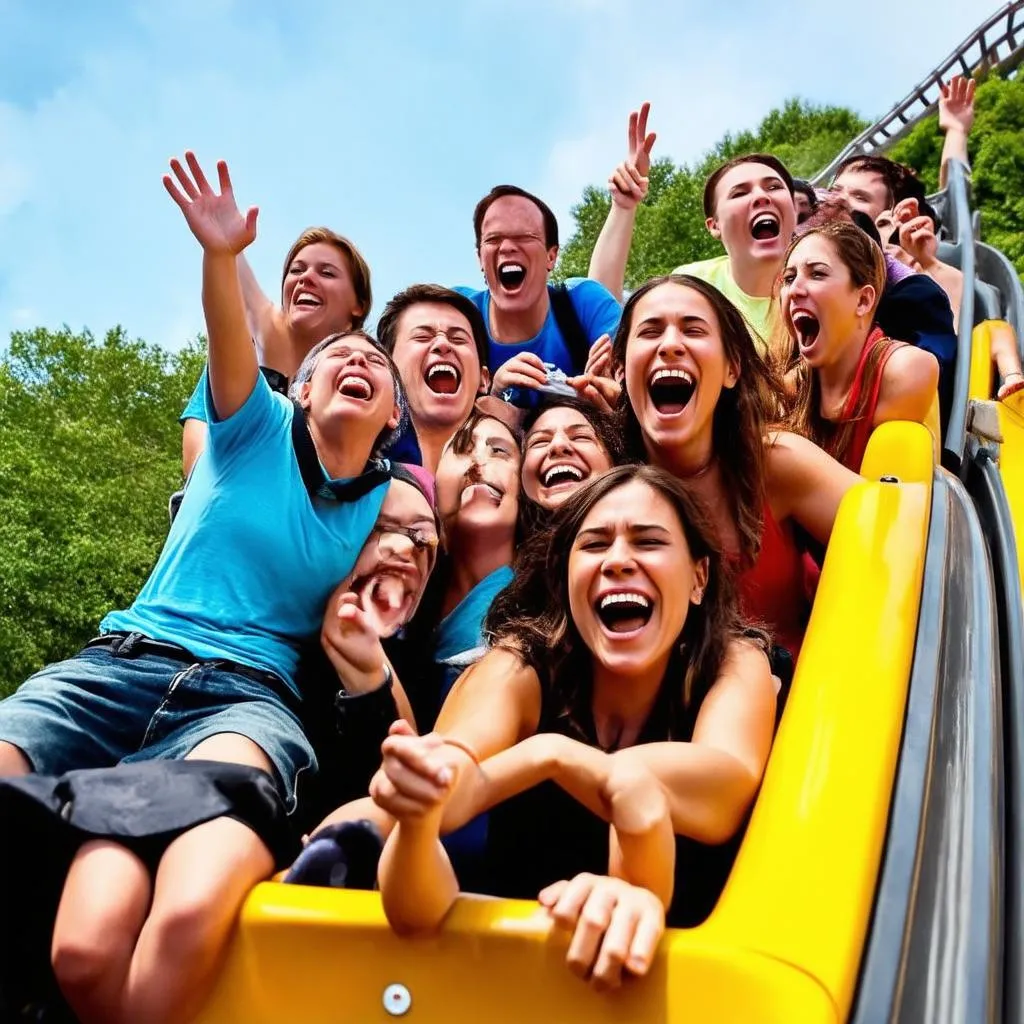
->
[588, 103, 657, 301]
[938, 75, 975, 189]
[163, 152, 259, 421]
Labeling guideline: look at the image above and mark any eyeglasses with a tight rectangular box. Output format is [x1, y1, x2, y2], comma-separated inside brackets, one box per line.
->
[371, 520, 440, 558]
[480, 232, 546, 249]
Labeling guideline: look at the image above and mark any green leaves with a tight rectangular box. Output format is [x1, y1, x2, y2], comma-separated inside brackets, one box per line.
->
[555, 99, 870, 287]
[0, 327, 205, 697]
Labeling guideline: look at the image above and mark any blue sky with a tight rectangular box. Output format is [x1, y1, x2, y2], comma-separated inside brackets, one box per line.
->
[0, 0, 986, 350]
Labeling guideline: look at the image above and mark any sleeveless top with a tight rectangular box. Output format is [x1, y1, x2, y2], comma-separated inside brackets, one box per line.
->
[476, 675, 742, 928]
[832, 327, 905, 473]
[737, 501, 809, 662]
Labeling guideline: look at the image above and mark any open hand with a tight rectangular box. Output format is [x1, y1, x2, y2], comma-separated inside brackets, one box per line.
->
[539, 873, 664, 990]
[939, 75, 976, 137]
[163, 152, 258, 255]
[568, 372, 621, 415]
[609, 103, 657, 211]
[583, 334, 613, 379]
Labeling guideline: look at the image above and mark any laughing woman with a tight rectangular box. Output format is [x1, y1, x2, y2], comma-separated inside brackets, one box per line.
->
[518, 394, 620, 534]
[371, 465, 776, 986]
[780, 220, 940, 471]
[613, 274, 860, 662]
[0, 154, 402, 1024]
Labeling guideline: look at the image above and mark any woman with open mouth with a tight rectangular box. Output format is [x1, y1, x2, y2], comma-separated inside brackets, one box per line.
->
[781, 220, 940, 472]
[518, 394, 621, 536]
[370, 464, 776, 989]
[179, 217, 372, 481]
[612, 274, 860, 664]
[0, 153, 404, 1024]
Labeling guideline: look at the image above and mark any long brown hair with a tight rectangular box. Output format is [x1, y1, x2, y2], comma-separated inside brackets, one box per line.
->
[612, 274, 784, 566]
[486, 464, 757, 742]
[784, 221, 887, 466]
[281, 227, 373, 329]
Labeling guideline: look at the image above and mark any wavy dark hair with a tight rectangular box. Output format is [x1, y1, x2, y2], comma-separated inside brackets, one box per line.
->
[487, 464, 756, 743]
[611, 274, 784, 566]
[516, 394, 623, 540]
[783, 221, 888, 467]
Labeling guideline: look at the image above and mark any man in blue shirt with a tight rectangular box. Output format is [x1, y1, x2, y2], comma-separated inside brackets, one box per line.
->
[455, 185, 621, 402]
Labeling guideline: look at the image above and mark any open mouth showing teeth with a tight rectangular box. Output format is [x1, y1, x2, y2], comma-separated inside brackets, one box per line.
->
[648, 368, 695, 415]
[595, 592, 654, 634]
[792, 312, 821, 350]
[751, 215, 781, 241]
[294, 292, 322, 308]
[542, 464, 585, 488]
[497, 262, 526, 290]
[339, 375, 373, 400]
[425, 362, 461, 395]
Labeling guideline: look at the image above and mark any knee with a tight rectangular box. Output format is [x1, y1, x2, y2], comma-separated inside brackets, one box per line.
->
[51, 925, 127, 997]
[145, 888, 226, 962]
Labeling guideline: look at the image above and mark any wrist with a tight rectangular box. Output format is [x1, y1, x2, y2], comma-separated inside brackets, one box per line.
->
[338, 661, 392, 698]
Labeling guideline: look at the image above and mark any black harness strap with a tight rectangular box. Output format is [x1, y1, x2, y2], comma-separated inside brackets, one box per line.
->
[289, 400, 391, 502]
[548, 283, 592, 376]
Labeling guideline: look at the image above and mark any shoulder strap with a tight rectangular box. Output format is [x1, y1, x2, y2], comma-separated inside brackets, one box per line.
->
[289, 400, 391, 502]
[548, 284, 591, 375]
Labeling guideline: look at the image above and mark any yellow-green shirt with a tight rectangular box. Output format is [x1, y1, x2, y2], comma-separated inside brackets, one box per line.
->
[672, 254, 783, 358]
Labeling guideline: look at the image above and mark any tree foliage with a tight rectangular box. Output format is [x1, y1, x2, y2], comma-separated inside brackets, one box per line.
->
[557, 78, 1023, 286]
[0, 327, 204, 697]
[889, 73, 1024, 277]
[555, 100, 869, 287]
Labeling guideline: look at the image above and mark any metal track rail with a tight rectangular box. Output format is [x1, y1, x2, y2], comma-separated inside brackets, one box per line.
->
[811, 1, 1024, 184]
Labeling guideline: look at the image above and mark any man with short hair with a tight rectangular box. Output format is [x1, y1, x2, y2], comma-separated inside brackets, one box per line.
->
[455, 185, 621, 399]
[377, 284, 491, 472]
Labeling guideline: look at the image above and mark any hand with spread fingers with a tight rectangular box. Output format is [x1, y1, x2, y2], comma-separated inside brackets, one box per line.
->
[370, 721, 460, 824]
[609, 102, 657, 211]
[539, 873, 665, 990]
[163, 152, 258, 255]
[939, 75, 976, 138]
[568, 373, 621, 415]
[583, 334, 613, 379]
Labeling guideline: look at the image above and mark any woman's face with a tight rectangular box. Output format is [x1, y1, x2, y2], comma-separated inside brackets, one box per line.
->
[522, 406, 613, 509]
[780, 233, 875, 369]
[342, 478, 439, 636]
[568, 479, 707, 680]
[624, 282, 738, 457]
[435, 417, 520, 546]
[282, 242, 363, 339]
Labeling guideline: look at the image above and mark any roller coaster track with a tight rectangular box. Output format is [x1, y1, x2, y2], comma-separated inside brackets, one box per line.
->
[811, 1, 1024, 185]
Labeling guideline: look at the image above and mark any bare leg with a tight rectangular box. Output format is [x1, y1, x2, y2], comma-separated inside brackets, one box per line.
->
[50, 841, 152, 1024]
[120, 733, 276, 1024]
[0, 740, 31, 776]
[309, 794, 395, 840]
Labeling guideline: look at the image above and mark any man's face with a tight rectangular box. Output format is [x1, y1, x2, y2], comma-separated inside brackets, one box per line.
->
[706, 163, 796, 268]
[390, 302, 488, 433]
[477, 196, 557, 317]
[831, 168, 890, 221]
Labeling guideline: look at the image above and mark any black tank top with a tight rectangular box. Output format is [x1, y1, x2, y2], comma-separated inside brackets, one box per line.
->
[478, 674, 743, 928]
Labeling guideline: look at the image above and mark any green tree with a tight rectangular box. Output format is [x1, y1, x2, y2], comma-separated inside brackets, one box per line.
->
[890, 74, 1024, 278]
[555, 100, 869, 287]
[0, 327, 205, 697]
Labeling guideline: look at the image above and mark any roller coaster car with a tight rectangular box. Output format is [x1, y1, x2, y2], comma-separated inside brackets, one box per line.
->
[199, 420, 999, 1024]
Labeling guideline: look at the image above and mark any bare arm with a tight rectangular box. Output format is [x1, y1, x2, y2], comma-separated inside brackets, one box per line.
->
[938, 75, 975, 189]
[766, 430, 861, 545]
[236, 252, 292, 366]
[587, 103, 656, 301]
[875, 345, 940, 427]
[164, 153, 259, 421]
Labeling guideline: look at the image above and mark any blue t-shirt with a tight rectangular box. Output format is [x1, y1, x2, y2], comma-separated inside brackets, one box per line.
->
[104, 374, 387, 690]
[454, 278, 621, 376]
[180, 365, 290, 425]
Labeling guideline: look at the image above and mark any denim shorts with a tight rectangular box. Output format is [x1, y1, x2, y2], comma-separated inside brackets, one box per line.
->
[0, 646, 315, 811]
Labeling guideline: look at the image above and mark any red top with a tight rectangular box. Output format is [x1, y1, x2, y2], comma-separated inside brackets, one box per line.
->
[738, 500, 810, 662]
[834, 327, 905, 472]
